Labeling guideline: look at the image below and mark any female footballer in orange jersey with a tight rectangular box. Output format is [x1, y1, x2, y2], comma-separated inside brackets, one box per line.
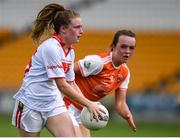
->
[64, 29, 137, 136]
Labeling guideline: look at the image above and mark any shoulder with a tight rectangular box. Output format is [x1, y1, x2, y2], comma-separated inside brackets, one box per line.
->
[39, 38, 61, 54]
[98, 52, 112, 64]
[122, 63, 129, 71]
[41, 37, 59, 46]
[78, 54, 104, 75]
[82, 54, 103, 67]
[84, 54, 102, 62]
[121, 63, 130, 77]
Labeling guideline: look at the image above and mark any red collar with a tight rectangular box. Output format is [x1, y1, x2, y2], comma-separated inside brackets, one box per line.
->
[52, 34, 74, 56]
[52, 34, 74, 49]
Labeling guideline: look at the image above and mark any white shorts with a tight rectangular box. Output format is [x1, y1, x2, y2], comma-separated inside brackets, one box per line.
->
[68, 104, 82, 126]
[12, 100, 67, 132]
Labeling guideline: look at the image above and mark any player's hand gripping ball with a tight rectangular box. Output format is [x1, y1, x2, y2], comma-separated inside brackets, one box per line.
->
[80, 104, 109, 130]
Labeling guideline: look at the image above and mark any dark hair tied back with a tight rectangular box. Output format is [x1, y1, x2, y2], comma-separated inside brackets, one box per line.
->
[32, 3, 65, 41]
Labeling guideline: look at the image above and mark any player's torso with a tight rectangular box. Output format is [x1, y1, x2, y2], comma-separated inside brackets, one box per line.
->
[76, 53, 128, 101]
[25, 38, 74, 83]
[15, 38, 75, 111]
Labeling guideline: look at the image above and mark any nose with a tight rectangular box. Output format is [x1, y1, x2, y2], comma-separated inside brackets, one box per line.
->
[125, 47, 132, 57]
[126, 47, 131, 53]
[80, 27, 83, 34]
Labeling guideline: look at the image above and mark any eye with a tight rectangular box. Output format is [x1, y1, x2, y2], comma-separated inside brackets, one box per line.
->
[120, 44, 128, 49]
[120, 44, 135, 50]
[73, 25, 83, 29]
[130, 46, 135, 50]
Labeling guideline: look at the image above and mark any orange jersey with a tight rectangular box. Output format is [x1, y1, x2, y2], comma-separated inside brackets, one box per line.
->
[64, 52, 130, 109]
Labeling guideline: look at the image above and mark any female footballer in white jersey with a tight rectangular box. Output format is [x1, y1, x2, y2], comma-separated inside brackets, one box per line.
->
[12, 3, 103, 137]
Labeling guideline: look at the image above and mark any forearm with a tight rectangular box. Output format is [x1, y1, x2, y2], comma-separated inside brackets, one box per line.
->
[55, 78, 104, 121]
[57, 81, 91, 107]
[68, 81, 84, 97]
[116, 102, 136, 131]
[116, 102, 132, 119]
[115, 90, 136, 131]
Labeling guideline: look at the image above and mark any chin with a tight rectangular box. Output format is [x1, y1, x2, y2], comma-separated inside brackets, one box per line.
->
[76, 39, 80, 43]
[73, 40, 78, 44]
[122, 60, 127, 64]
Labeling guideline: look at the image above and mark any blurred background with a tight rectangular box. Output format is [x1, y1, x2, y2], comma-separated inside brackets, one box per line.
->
[0, 0, 180, 136]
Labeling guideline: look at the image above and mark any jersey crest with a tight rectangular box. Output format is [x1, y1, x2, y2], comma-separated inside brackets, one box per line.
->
[84, 61, 91, 69]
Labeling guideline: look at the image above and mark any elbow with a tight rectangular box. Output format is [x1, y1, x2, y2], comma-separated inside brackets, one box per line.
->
[55, 79, 69, 93]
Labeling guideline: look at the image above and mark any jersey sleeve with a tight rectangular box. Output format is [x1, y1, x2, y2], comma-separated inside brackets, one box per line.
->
[119, 70, 130, 90]
[78, 55, 103, 77]
[42, 45, 65, 79]
[65, 50, 75, 81]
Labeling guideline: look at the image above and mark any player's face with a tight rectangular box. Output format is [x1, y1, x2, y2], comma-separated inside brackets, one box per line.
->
[64, 17, 83, 45]
[112, 35, 136, 65]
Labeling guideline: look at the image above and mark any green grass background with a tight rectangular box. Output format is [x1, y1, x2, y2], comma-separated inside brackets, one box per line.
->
[1, 113, 180, 137]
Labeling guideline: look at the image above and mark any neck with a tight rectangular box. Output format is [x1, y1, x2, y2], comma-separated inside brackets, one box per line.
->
[112, 60, 121, 68]
[57, 34, 71, 48]
[112, 55, 121, 68]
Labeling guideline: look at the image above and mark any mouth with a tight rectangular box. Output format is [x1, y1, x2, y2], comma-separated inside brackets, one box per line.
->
[123, 55, 129, 59]
[77, 35, 81, 40]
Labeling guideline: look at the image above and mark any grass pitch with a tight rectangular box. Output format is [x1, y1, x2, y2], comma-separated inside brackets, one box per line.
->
[1, 113, 180, 137]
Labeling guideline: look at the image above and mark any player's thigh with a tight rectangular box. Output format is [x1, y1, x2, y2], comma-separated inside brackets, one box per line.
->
[68, 104, 84, 136]
[45, 112, 75, 137]
[79, 123, 91, 137]
[73, 125, 83, 137]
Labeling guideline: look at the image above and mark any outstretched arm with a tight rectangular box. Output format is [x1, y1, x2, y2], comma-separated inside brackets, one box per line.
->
[55, 78, 102, 120]
[115, 89, 137, 132]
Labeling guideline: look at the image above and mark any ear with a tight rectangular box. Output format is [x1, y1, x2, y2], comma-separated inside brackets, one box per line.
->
[60, 26, 66, 34]
[112, 44, 116, 50]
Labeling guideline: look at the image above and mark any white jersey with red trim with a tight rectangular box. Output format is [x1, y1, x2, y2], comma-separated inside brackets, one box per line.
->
[13, 35, 75, 112]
